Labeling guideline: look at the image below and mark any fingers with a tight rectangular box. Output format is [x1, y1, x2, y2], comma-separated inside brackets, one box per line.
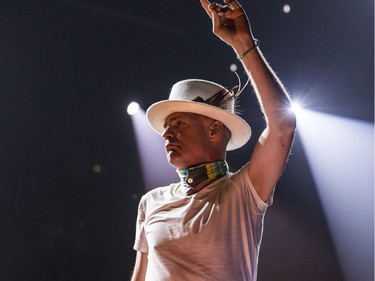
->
[200, 0, 224, 25]
[201, 0, 235, 15]
[200, 0, 212, 17]
[201, 0, 245, 32]
[207, 4, 222, 31]
[224, 0, 241, 10]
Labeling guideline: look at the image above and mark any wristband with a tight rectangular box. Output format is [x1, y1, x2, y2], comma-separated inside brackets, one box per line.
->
[237, 39, 259, 60]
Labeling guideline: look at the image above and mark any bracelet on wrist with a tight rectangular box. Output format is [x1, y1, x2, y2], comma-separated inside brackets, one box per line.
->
[236, 39, 259, 60]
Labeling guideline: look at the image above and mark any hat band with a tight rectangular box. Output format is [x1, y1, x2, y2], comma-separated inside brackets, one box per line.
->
[190, 86, 238, 111]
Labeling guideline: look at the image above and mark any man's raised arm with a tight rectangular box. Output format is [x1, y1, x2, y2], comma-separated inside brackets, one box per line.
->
[201, 0, 296, 202]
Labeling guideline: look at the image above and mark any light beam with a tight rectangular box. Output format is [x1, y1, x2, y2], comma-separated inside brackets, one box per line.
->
[129, 108, 177, 191]
[296, 109, 374, 281]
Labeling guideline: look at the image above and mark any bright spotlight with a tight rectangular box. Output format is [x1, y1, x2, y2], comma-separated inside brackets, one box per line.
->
[283, 4, 291, 13]
[230, 63, 238, 72]
[127, 101, 140, 116]
[290, 102, 302, 115]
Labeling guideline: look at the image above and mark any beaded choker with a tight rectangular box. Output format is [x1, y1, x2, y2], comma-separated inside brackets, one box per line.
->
[177, 160, 229, 195]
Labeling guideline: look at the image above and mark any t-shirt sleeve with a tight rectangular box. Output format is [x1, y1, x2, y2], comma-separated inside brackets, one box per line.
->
[133, 196, 149, 252]
[234, 163, 273, 213]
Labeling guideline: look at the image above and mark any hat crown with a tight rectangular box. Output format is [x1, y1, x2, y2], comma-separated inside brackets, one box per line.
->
[169, 79, 235, 113]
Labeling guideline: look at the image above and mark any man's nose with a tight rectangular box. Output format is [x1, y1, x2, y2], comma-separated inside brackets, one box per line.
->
[162, 126, 174, 139]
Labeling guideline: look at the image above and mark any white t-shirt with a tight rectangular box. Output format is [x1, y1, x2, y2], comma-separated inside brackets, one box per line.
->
[133, 164, 271, 281]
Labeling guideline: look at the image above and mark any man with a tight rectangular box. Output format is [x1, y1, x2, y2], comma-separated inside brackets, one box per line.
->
[130, 0, 296, 280]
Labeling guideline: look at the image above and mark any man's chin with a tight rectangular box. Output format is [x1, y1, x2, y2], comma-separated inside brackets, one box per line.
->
[166, 152, 188, 169]
[166, 151, 178, 165]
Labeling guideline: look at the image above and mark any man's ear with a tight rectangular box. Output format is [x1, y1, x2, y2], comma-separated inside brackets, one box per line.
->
[210, 125, 219, 135]
[210, 121, 222, 136]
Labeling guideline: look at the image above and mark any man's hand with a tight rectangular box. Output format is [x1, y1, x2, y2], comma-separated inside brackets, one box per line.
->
[200, 0, 255, 53]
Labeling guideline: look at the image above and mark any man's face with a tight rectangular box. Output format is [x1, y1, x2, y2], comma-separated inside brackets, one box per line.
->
[162, 112, 214, 169]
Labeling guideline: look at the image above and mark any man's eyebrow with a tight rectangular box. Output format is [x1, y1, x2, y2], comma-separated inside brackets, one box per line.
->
[163, 116, 179, 128]
[164, 114, 190, 128]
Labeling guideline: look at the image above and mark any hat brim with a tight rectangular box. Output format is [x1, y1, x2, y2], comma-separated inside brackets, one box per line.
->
[146, 100, 251, 151]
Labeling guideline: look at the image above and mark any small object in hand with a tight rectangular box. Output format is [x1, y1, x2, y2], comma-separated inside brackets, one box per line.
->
[220, 5, 231, 12]
[211, 2, 231, 13]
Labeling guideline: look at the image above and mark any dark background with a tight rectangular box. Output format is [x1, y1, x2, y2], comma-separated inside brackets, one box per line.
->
[0, 0, 373, 280]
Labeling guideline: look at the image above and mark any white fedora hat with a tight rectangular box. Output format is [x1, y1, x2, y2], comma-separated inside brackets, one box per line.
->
[146, 79, 251, 151]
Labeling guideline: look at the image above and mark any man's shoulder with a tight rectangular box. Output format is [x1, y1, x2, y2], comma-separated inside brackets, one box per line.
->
[142, 182, 179, 199]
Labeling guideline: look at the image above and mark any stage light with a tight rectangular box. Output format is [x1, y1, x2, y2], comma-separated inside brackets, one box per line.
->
[290, 102, 303, 117]
[283, 4, 291, 13]
[127, 102, 140, 115]
[230, 63, 238, 72]
[92, 164, 102, 174]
